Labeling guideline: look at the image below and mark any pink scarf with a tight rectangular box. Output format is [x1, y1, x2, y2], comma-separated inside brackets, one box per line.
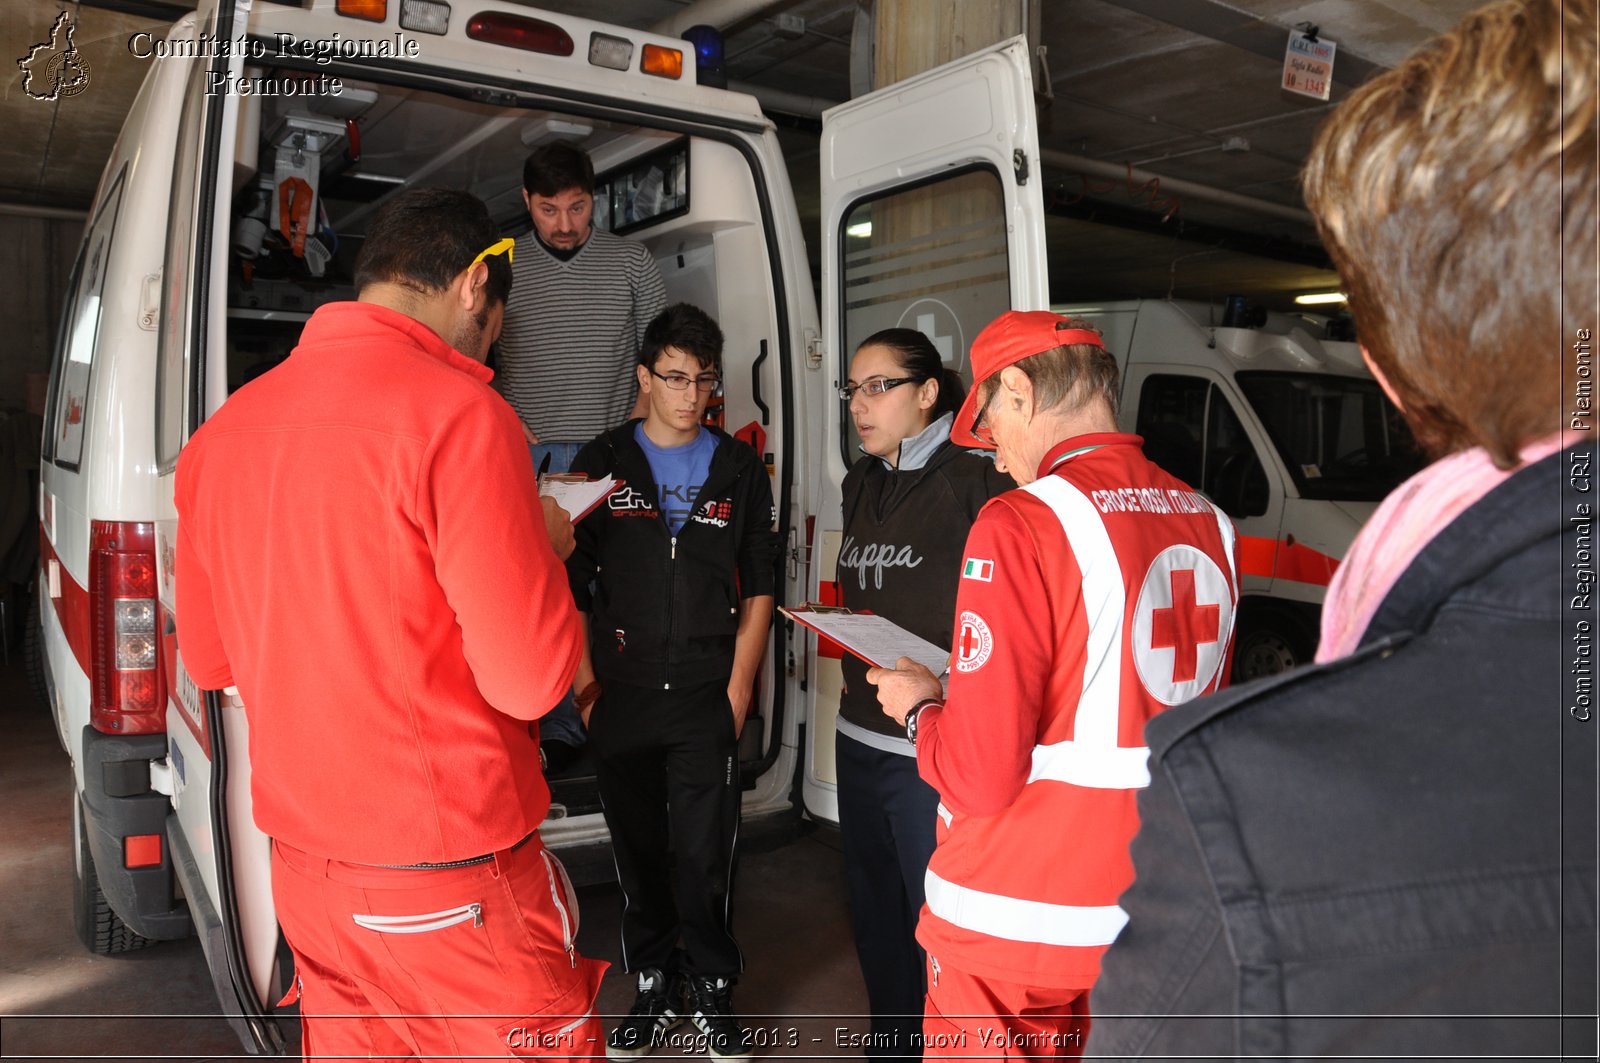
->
[1316, 431, 1577, 662]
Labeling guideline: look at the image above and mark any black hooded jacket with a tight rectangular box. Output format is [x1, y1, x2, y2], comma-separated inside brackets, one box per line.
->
[568, 422, 779, 690]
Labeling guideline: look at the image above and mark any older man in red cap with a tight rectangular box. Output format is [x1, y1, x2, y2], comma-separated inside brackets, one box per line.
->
[868, 310, 1240, 1056]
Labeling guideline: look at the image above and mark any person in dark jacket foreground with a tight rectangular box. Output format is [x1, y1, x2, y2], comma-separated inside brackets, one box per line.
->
[835, 329, 1009, 1058]
[1088, 0, 1599, 1057]
[567, 303, 779, 1062]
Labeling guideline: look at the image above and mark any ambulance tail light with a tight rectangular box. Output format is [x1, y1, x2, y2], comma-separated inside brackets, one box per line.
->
[335, 0, 388, 22]
[467, 12, 574, 56]
[89, 521, 165, 735]
[640, 43, 683, 80]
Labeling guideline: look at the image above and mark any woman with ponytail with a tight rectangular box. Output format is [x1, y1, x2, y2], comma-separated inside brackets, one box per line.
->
[833, 328, 1010, 1058]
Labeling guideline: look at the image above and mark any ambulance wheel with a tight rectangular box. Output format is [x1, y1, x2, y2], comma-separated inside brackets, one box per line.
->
[1232, 611, 1315, 683]
[73, 795, 155, 955]
[24, 608, 49, 710]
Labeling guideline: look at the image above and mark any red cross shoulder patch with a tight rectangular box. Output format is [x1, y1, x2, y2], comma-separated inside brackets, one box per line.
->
[954, 610, 994, 673]
[1131, 545, 1234, 704]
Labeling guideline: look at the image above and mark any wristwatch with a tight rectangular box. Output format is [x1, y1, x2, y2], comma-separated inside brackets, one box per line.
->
[904, 698, 941, 746]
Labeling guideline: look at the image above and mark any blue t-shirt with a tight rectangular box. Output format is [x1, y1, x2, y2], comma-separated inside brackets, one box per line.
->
[635, 423, 718, 535]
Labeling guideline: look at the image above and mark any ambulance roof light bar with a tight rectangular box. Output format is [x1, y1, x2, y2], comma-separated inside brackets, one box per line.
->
[467, 11, 575, 56]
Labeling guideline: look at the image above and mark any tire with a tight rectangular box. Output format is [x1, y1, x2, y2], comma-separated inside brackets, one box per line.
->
[73, 795, 156, 955]
[23, 603, 49, 711]
[1232, 609, 1316, 683]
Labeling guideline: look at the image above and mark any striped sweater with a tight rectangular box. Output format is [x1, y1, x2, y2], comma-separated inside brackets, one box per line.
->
[496, 229, 667, 442]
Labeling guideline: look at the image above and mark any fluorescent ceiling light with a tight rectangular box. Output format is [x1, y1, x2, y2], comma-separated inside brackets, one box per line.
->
[845, 221, 872, 238]
[1294, 291, 1347, 305]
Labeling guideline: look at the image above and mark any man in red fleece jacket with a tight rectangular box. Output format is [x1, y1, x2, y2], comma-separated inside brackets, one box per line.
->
[175, 188, 604, 1059]
[869, 311, 1239, 1058]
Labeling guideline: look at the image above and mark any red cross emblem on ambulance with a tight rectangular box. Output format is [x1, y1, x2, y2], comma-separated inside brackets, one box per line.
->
[1131, 546, 1234, 705]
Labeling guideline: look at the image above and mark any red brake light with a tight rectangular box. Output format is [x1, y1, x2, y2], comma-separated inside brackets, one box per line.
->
[113, 552, 155, 597]
[90, 521, 165, 735]
[467, 12, 574, 56]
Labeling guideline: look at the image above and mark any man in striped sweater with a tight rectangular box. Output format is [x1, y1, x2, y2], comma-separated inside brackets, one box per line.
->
[498, 142, 668, 767]
[498, 142, 668, 475]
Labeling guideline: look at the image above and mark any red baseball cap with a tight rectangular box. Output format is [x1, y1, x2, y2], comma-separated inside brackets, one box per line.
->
[950, 310, 1106, 448]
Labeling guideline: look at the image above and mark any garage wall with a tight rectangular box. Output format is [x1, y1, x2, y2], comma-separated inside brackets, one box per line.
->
[0, 214, 81, 416]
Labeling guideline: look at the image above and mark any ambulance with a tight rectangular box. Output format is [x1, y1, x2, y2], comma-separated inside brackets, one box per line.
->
[1058, 298, 1422, 678]
[35, 0, 1411, 1048]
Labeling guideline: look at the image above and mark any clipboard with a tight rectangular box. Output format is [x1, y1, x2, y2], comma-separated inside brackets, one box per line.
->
[780, 602, 950, 676]
[539, 473, 623, 523]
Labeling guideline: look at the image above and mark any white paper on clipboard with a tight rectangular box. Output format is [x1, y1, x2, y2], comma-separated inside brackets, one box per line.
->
[780, 605, 950, 676]
[539, 474, 620, 523]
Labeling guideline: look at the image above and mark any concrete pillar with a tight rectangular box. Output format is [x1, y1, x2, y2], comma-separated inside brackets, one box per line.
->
[871, 0, 1027, 88]
[854, 1, 1033, 320]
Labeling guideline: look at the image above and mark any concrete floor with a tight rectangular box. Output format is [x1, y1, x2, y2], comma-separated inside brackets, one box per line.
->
[0, 654, 873, 1061]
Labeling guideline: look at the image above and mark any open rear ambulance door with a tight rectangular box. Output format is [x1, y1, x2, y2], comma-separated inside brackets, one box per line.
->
[800, 37, 1048, 823]
[151, 0, 288, 1053]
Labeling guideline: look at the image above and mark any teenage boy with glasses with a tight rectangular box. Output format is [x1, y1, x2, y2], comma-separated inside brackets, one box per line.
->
[566, 303, 779, 1062]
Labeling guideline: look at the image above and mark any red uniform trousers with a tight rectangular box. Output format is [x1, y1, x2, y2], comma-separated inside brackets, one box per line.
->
[922, 955, 1089, 1060]
[271, 834, 606, 1060]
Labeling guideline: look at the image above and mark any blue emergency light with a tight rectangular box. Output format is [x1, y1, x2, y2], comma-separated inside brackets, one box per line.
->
[682, 24, 726, 88]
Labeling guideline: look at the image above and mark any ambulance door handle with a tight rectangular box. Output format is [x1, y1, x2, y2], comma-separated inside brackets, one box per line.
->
[139, 272, 161, 331]
[751, 339, 769, 425]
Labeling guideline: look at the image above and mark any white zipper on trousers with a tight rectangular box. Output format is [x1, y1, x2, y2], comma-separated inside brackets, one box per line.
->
[540, 850, 579, 967]
[352, 902, 482, 934]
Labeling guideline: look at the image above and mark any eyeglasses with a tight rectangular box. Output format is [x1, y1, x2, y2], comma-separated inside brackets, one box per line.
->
[971, 386, 997, 446]
[836, 376, 915, 401]
[648, 368, 723, 393]
[469, 237, 515, 268]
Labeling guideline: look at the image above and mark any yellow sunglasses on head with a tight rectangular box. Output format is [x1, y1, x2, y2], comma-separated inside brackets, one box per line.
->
[470, 236, 514, 267]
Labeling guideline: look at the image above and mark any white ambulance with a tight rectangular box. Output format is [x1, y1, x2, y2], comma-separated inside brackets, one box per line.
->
[1059, 298, 1422, 677]
[36, 0, 1409, 1048]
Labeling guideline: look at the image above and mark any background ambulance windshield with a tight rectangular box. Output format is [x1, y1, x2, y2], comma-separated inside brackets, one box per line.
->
[1238, 372, 1425, 501]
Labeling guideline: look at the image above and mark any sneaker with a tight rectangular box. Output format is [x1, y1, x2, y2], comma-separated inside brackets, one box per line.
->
[684, 974, 753, 1062]
[606, 967, 684, 1061]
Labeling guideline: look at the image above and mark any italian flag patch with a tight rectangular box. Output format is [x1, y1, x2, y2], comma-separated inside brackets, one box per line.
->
[962, 558, 994, 582]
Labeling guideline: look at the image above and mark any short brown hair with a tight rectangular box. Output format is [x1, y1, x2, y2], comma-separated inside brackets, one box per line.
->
[1301, 0, 1597, 466]
[979, 317, 1121, 418]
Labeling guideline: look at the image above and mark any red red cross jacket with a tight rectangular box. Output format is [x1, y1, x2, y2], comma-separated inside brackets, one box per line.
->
[913, 433, 1239, 989]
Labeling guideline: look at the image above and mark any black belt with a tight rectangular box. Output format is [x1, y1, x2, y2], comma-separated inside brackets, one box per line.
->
[369, 829, 538, 870]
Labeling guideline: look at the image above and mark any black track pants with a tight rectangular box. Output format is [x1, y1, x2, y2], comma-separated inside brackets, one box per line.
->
[589, 677, 743, 978]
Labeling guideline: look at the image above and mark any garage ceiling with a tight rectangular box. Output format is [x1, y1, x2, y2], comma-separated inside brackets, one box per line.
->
[2, 0, 1482, 309]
